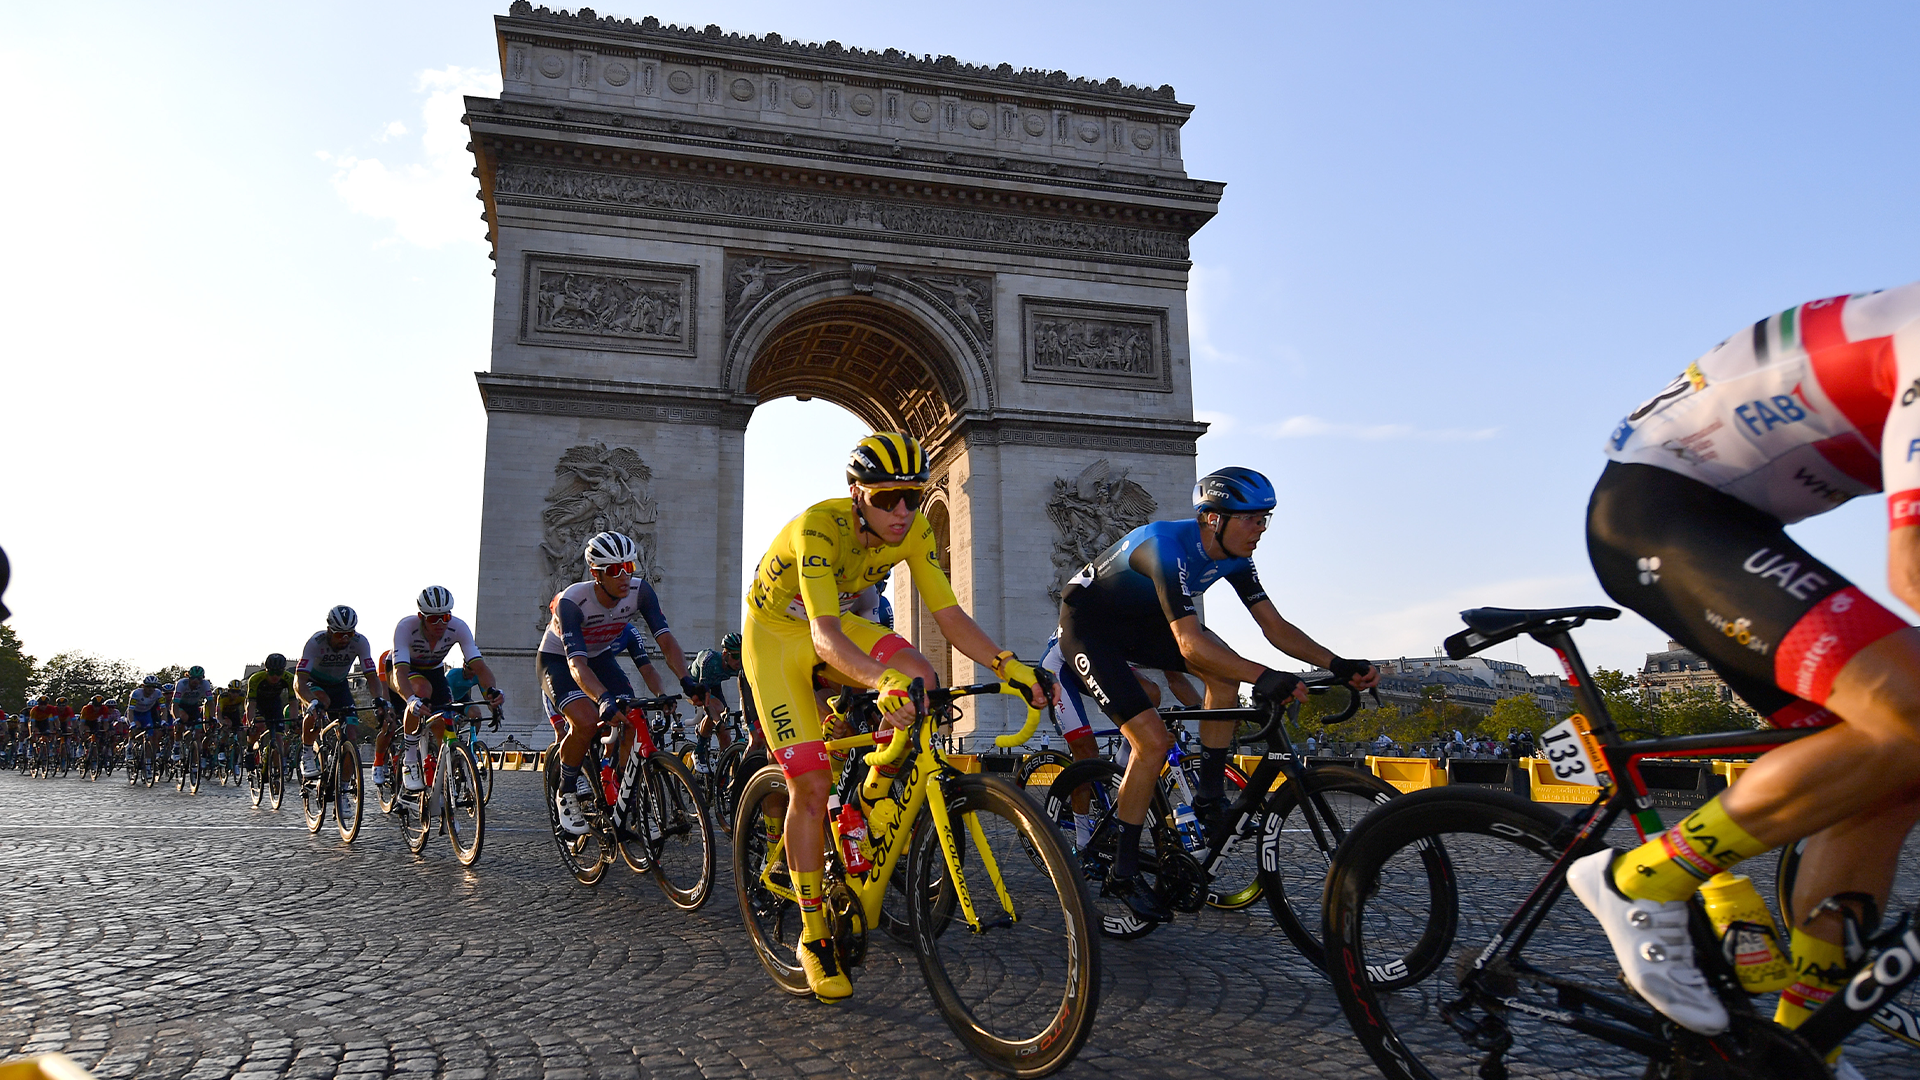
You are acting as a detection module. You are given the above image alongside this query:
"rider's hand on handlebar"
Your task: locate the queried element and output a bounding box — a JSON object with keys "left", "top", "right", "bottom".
{"left": 1252, "top": 668, "right": 1306, "bottom": 705}
{"left": 989, "top": 651, "right": 1048, "bottom": 710}
{"left": 1328, "top": 656, "right": 1380, "bottom": 690}
{"left": 679, "top": 675, "right": 707, "bottom": 706}
{"left": 597, "top": 696, "right": 629, "bottom": 726}
{"left": 875, "top": 668, "right": 917, "bottom": 730}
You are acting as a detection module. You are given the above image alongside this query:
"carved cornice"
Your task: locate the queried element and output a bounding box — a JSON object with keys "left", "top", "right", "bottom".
{"left": 956, "top": 411, "right": 1208, "bottom": 456}
{"left": 503, "top": 3, "right": 1183, "bottom": 106}
{"left": 476, "top": 372, "right": 755, "bottom": 429}
{"left": 492, "top": 163, "right": 1190, "bottom": 267}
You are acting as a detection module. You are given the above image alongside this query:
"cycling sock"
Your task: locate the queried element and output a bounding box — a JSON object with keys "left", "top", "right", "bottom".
{"left": 796, "top": 869, "right": 828, "bottom": 941}
{"left": 1197, "top": 746, "right": 1231, "bottom": 801}
{"left": 1613, "top": 796, "right": 1767, "bottom": 903}
{"left": 373, "top": 750, "right": 388, "bottom": 767}
{"left": 559, "top": 762, "right": 582, "bottom": 794}
{"left": 1773, "top": 929, "right": 1846, "bottom": 1034}
{"left": 1074, "top": 813, "right": 1095, "bottom": 849}
{"left": 1114, "top": 820, "right": 1145, "bottom": 879}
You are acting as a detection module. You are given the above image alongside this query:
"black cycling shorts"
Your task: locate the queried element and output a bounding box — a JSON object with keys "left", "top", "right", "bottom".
{"left": 307, "top": 678, "right": 361, "bottom": 722}
{"left": 1053, "top": 602, "right": 1188, "bottom": 725}
{"left": 399, "top": 665, "right": 453, "bottom": 708}
{"left": 1587, "top": 461, "right": 1908, "bottom": 725}
{"left": 538, "top": 651, "right": 634, "bottom": 715}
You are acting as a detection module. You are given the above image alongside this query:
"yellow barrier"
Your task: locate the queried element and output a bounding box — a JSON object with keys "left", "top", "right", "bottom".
{"left": 0, "top": 1053, "right": 93, "bottom": 1080}
{"left": 1714, "top": 760, "right": 1752, "bottom": 786}
{"left": 1523, "top": 757, "right": 1603, "bottom": 804}
{"left": 943, "top": 754, "right": 984, "bottom": 774}
{"left": 1367, "top": 756, "right": 1447, "bottom": 793}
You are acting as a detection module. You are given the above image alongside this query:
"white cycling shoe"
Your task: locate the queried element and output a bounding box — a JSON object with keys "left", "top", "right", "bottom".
{"left": 401, "top": 760, "right": 424, "bottom": 793}
{"left": 1567, "top": 848, "right": 1728, "bottom": 1035}
{"left": 555, "top": 791, "right": 589, "bottom": 836}
{"left": 299, "top": 750, "right": 321, "bottom": 780}
{"left": 371, "top": 765, "right": 390, "bottom": 788}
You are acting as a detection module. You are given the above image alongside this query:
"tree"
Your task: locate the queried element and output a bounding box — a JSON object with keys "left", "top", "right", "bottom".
{"left": 32, "top": 651, "right": 143, "bottom": 705}
{"left": 1589, "top": 667, "right": 1647, "bottom": 733}
{"left": 1645, "top": 685, "right": 1761, "bottom": 737}
{"left": 0, "top": 625, "right": 35, "bottom": 713}
{"left": 1488, "top": 694, "right": 1549, "bottom": 740}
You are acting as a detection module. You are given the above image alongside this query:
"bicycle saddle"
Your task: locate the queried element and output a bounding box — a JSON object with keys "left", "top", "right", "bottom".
{"left": 1445, "top": 606, "right": 1620, "bottom": 658}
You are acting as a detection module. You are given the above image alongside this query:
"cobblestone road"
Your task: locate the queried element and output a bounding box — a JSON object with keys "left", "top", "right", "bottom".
{"left": 1, "top": 767, "right": 1912, "bottom": 1079}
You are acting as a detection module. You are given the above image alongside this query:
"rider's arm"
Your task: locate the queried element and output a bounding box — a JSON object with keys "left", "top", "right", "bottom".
{"left": 652, "top": 629, "right": 692, "bottom": 682}
{"left": 1882, "top": 322, "right": 1920, "bottom": 613}
{"left": 1891, "top": 528, "right": 1920, "bottom": 613}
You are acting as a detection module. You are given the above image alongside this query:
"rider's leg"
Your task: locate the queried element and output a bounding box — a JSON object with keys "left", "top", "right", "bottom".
{"left": 1194, "top": 672, "right": 1241, "bottom": 803}
{"left": 1113, "top": 707, "right": 1171, "bottom": 878}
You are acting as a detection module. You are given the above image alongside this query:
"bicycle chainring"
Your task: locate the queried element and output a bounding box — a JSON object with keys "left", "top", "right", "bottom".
{"left": 1657, "top": 1014, "right": 1831, "bottom": 1080}
{"left": 1162, "top": 849, "right": 1210, "bottom": 914}
{"left": 826, "top": 882, "right": 868, "bottom": 968}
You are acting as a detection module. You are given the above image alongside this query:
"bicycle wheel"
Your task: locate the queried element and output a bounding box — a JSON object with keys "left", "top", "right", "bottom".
{"left": 908, "top": 774, "right": 1099, "bottom": 1078}
{"left": 732, "top": 764, "right": 809, "bottom": 996}
{"left": 1198, "top": 762, "right": 1262, "bottom": 910}
{"left": 187, "top": 742, "right": 203, "bottom": 794}
{"left": 471, "top": 739, "right": 494, "bottom": 805}
{"left": 1043, "top": 758, "right": 1167, "bottom": 940}
{"left": 1325, "top": 786, "right": 1785, "bottom": 1080}
{"left": 444, "top": 747, "right": 485, "bottom": 866}
{"left": 1258, "top": 765, "right": 1407, "bottom": 970}
{"left": 302, "top": 762, "right": 327, "bottom": 834}
{"left": 250, "top": 744, "right": 269, "bottom": 807}
{"left": 640, "top": 754, "right": 713, "bottom": 910}
{"left": 335, "top": 740, "right": 363, "bottom": 843}
{"left": 709, "top": 740, "right": 747, "bottom": 838}
{"left": 267, "top": 745, "right": 285, "bottom": 810}
{"left": 1014, "top": 749, "right": 1075, "bottom": 803}
{"left": 545, "top": 750, "right": 608, "bottom": 885}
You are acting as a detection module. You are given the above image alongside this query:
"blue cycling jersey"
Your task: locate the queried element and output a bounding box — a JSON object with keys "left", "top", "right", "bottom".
{"left": 1061, "top": 518, "right": 1268, "bottom": 622}
{"left": 611, "top": 623, "right": 654, "bottom": 666}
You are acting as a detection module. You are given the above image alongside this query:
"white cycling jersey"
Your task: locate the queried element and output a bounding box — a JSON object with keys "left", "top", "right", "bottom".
{"left": 1605, "top": 282, "right": 1920, "bottom": 525}
{"left": 392, "top": 614, "right": 482, "bottom": 670}
{"left": 297, "top": 629, "right": 376, "bottom": 683}
{"left": 538, "top": 576, "right": 671, "bottom": 660}
{"left": 128, "top": 688, "right": 163, "bottom": 714}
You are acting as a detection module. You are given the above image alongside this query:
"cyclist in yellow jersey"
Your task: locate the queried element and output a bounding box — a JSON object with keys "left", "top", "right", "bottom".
{"left": 742, "top": 432, "right": 1048, "bottom": 1003}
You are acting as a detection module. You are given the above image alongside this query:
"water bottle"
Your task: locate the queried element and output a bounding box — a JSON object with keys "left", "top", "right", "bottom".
{"left": 598, "top": 754, "right": 615, "bottom": 801}
{"left": 1699, "top": 871, "right": 1793, "bottom": 993}
{"left": 1172, "top": 800, "right": 1203, "bottom": 853}
{"left": 838, "top": 801, "right": 873, "bottom": 875}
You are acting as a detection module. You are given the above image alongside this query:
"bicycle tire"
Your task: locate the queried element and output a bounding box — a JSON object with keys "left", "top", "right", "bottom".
{"left": 1014, "top": 749, "right": 1075, "bottom": 802}
{"left": 1199, "top": 762, "right": 1261, "bottom": 910}
{"left": 545, "top": 750, "right": 608, "bottom": 885}
{"left": 1258, "top": 765, "right": 1408, "bottom": 970}
{"left": 188, "top": 741, "right": 203, "bottom": 794}
{"left": 1326, "top": 785, "right": 1700, "bottom": 1080}
{"left": 1043, "top": 758, "right": 1166, "bottom": 940}
{"left": 636, "top": 754, "right": 714, "bottom": 909}
{"left": 336, "top": 740, "right": 363, "bottom": 844}
{"left": 732, "top": 764, "right": 810, "bottom": 996}
{"left": 471, "top": 739, "right": 493, "bottom": 805}
{"left": 709, "top": 740, "right": 748, "bottom": 839}
{"left": 908, "top": 773, "right": 1100, "bottom": 1078}
{"left": 267, "top": 745, "right": 285, "bottom": 810}
{"left": 250, "top": 745, "right": 269, "bottom": 808}
{"left": 444, "top": 746, "right": 485, "bottom": 866}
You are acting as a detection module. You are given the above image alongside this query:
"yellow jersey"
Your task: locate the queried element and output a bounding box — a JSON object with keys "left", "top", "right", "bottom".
{"left": 746, "top": 498, "right": 958, "bottom": 625}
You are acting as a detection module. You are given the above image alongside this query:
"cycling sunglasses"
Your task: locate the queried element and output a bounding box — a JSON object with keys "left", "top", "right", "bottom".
{"left": 421, "top": 612, "right": 453, "bottom": 623}
{"left": 864, "top": 487, "right": 924, "bottom": 513}
{"left": 593, "top": 560, "right": 637, "bottom": 577}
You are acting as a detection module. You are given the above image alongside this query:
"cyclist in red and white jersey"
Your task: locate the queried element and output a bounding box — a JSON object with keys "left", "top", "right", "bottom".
{"left": 1575, "top": 283, "right": 1920, "bottom": 1071}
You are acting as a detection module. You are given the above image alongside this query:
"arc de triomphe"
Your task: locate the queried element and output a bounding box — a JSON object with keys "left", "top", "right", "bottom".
{"left": 465, "top": 3, "right": 1222, "bottom": 737}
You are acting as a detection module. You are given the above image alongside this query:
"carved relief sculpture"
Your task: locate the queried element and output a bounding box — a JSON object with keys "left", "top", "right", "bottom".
{"left": 1046, "top": 459, "right": 1157, "bottom": 601}
{"left": 537, "top": 443, "right": 662, "bottom": 628}
{"left": 1021, "top": 298, "right": 1171, "bottom": 391}
{"left": 911, "top": 273, "right": 994, "bottom": 343}
{"left": 520, "top": 254, "right": 695, "bottom": 355}
{"left": 724, "top": 255, "right": 811, "bottom": 334}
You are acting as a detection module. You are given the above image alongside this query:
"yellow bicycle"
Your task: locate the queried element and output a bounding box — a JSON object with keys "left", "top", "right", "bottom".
{"left": 732, "top": 679, "right": 1099, "bottom": 1078}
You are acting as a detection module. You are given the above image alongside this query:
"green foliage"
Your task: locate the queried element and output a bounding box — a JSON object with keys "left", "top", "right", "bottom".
{"left": 1590, "top": 666, "right": 1760, "bottom": 739}
{"left": 1488, "top": 694, "right": 1550, "bottom": 739}
{"left": 31, "top": 651, "right": 143, "bottom": 705}
{"left": 150, "top": 664, "right": 192, "bottom": 687}
{"left": 0, "top": 625, "right": 35, "bottom": 714}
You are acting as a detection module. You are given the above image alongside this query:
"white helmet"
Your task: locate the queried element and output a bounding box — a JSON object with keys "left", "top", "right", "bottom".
{"left": 584, "top": 531, "right": 639, "bottom": 569}
{"left": 417, "top": 586, "right": 454, "bottom": 615}
{"left": 326, "top": 604, "right": 358, "bottom": 632}
{"left": 143, "top": 676, "right": 159, "bottom": 688}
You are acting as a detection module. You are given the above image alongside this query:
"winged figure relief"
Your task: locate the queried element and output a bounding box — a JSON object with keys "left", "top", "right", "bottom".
{"left": 1046, "top": 459, "right": 1158, "bottom": 601}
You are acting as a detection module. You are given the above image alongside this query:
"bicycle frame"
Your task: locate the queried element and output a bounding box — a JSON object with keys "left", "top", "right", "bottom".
{"left": 753, "top": 682, "right": 1046, "bottom": 936}
{"left": 1445, "top": 611, "right": 1913, "bottom": 1060}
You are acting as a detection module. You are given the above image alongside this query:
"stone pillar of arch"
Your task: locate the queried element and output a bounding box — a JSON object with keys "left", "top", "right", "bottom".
{"left": 465, "top": 5, "right": 1220, "bottom": 740}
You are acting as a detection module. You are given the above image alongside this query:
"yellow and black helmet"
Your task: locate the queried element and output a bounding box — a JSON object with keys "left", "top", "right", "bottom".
{"left": 846, "top": 432, "right": 929, "bottom": 487}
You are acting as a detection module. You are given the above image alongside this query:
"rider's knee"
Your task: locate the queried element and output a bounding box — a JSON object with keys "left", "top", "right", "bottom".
{"left": 1129, "top": 714, "right": 1173, "bottom": 758}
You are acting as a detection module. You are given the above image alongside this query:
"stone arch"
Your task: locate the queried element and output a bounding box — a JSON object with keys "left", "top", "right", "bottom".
{"left": 723, "top": 272, "right": 995, "bottom": 454}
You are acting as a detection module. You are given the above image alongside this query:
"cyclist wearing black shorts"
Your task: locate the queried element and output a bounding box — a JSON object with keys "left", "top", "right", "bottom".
{"left": 1051, "top": 466, "right": 1379, "bottom": 923}
{"left": 1570, "top": 283, "right": 1920, "bottom": 1069}
{"left": 294, "top": 605, "right": 389, "bottom": 779}
{"left": 246, "top": 653, "right": 295, "bottom": 753}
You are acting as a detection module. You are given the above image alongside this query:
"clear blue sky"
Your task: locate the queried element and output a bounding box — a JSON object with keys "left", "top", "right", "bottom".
{"left": 4, "top": 2, "right": 1917, "bottom": 687}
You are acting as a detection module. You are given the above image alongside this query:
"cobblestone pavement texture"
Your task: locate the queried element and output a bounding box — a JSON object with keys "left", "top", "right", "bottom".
{"left": 1, "top": 766, "right": 1914, "bottom": 1079}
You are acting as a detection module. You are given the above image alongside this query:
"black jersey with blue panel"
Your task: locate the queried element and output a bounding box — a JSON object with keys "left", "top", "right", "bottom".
{"left": 1061, "top": 518, "right": 1268, "bottom": 623}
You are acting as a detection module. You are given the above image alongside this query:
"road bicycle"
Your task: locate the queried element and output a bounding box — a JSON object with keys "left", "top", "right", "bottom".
{"left": 249, "top": 725, "right": 287, "bottom": 810}
{"left": 1324, "top": 604, "right": 1920, "bottom": 1080}
{"left": 699, "top": 707, "right": 756, "bottom": 838}
{"left": 543, "top": 694, "right": 714, "bottom": 908}
{"left": 1044, "top": 679, "right": 1403, "bottom": 958}
{"left": 383, "top": 704, "right": 486, "bottom": 866}
{"left": 732, "top": 678, "right": 1098, "bottom": 1078}
{"left": 299, "top": 707, "right": 370, "bottom": 843}
{"left": 450, "top": 704, "right": 499, "bottom": 805}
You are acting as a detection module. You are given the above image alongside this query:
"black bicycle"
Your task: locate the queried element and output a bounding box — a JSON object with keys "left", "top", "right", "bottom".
{"left": 300, "top": 708, "right": 370, "bottom": 843}
{"left": 1325, "top": 604, "right": 1920, "bottom": 1080}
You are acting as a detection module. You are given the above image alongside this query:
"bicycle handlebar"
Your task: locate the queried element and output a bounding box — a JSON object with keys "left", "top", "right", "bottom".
{"left": 993, "top": 667, "right": 1056, "bottom": 749}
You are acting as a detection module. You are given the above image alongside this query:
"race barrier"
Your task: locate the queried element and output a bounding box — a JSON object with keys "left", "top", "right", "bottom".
{"left": 1366, "top": 756, "right": 1448, "bottom": 794}
{"left": 1522, "top": 757, "right": 1737, "bottom": 807}
{"left": 942, "top": 754, "right": 985, "bottom": 774}
{"left": 487, "top": 750, "right": 547, "bottom": 771}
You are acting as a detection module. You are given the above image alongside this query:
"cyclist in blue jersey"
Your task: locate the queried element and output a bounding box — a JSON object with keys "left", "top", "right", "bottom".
{"left": 1049, "top": 466, "right": 1379, "bottom": 923}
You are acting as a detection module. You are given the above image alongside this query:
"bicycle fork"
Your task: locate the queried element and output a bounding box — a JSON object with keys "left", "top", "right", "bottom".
{"left": 924, "top": 773, "right": 1016, "bottom": 934}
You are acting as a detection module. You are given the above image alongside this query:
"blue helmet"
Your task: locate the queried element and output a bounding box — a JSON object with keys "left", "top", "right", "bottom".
{"left": 1193, "top": 467, "right": 1276, "bottom": 515}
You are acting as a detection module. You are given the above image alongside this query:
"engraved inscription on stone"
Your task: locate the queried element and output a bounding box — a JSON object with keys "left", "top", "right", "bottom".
{"left": 724, "top": 255, "right": 811, "bottom": 334}
{"left": 1046, "top": 459, "right": 1157, "bottom": 602}
{"left": 494, "top": 165, "right": 1190, "bottom": 263}
{"left": 521, "top": 254, "right": 696, "bottom": 356}
{"left": 911, "top": 273, "right": 994, "bottom": 343}
{"left": 537, "top": 442, "right": 663, "bottom": 629}
{"left": 1021, "top": 298, "right": 1170, "bottom": 390}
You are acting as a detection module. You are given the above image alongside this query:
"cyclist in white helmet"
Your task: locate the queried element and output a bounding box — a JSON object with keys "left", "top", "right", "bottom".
{"left": 294, "top": 604, "right": 390, "bottom": 780}
{"left": 381, "top": 586, "right": 503, "bottom": 792}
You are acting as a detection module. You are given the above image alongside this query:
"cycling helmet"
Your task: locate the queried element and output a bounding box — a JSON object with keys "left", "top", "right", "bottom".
{"left": 90, "top": 695, "right": 103, "bottom": 704}
{"left": 326, "top": 604, "right": 358, "bottom": 632}
{"left": 228, "top": 679, "right": 242, "bottom": 691}
{"left": 721, "top": 632, "right": 742, "bottom": 653}
{"left": 161, "top": 684, "right": 174, "bottom": 693}
{"left": 55, "top": 697, "right": 66, "bottom": 705}
{"left": 1193, "top": 467, "right": 1277, "bottom": 515}
{"left": 189, "top": 665, "right": 204, "bottom": 679}
{"left": 584, "top": 531, "right": 639, "bottom": 569}
{"left": 417, "top": 585, "right": 454, "bottom": 614}
{"left": 142, "top": 675, "right": 159, "bottom": 688}
{"left": 846, "top": 432, "right": 929, "bottom": 486}
{"left": 264, "top": 653, "right": 287, "bottom": 674}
